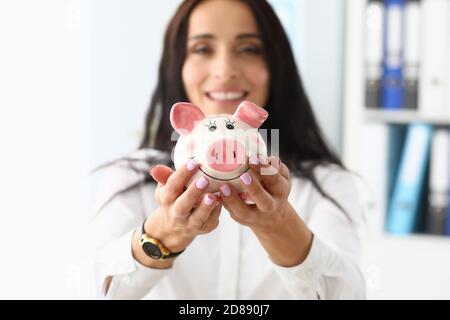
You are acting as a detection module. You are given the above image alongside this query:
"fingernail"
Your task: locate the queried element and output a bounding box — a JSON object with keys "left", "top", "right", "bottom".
{"left": 203, "top": 194, "right": 215, "bottom": 206}
{"left": 149, "top": 166, "right": 155, "bottom": 176}
{"left": 249, "top": 153, "right": 259, "bottom": 165}
{"left": 240, "top": 172, "right": 252, "bottom": 185}
{"left": 220, "top": 184, "right": 231, "bottom": 197}
{"left": 187, "top": 159, "right": 198, "bottom": 171}
{"left": 196, "top": 176, "right": 209, "bottom": 189}
{"left": 260, "top": 155, "right": 269, "bottom": 165}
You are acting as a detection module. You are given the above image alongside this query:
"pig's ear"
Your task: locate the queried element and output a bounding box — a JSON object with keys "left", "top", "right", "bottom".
{"left": 233, "top": 101, "right": 268, "bottom": 128}
{"left": 170, "top": 102, "right": 205, "bottom": 136}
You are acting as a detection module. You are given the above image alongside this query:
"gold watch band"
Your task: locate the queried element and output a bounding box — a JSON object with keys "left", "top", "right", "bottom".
{"left": 140, "top": 219, "right": 185, "bottom": 260}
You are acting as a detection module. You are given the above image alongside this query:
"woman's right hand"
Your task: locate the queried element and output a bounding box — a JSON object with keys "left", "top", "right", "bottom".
{"left": 144, "top": 159, "right": 222, "bottom": 254}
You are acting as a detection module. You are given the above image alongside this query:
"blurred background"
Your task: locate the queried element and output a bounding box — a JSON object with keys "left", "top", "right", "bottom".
{"left": 0, "top": 0, "right": 449, "bottom": 299}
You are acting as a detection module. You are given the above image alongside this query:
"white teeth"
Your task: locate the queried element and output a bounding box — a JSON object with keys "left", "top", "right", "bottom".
{"left": 208, "top": 91, "right": 246, "bottom": 101}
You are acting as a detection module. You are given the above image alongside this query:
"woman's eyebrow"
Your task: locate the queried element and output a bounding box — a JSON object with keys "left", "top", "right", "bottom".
{"left": 236, "top": 33, "right": 261, "bottom": 40}
{"left": 188, "top": 33, "right": 261, "bottom": 41}
{"left": 188, "top": 34, "right": 215, "bottom": 41}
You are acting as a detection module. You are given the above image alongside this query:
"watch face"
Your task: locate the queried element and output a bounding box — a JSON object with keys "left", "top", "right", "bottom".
{"left": 143, "top": 242, "right": 162, "bottom": 259}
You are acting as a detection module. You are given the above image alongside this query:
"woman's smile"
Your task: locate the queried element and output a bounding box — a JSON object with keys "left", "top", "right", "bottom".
{"left": 205, "top": 88, "right": 250, "bottom": 106}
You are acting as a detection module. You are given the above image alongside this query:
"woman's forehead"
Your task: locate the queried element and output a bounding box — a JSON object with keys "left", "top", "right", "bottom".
{"left": 187, "top": 0, "right": 259, "bottom": 37}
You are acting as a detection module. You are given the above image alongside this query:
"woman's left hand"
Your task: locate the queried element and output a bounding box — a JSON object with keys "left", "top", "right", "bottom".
{"left": 219, "top": 154, "right": 292, "bottom": 232}
{"left": 220, "top": 154, "right": 313, "bottom": 267}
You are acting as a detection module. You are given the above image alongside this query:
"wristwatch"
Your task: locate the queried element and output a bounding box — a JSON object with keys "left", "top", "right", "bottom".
{"left": 139, "top": 220, "right": 185, "bottom": 260}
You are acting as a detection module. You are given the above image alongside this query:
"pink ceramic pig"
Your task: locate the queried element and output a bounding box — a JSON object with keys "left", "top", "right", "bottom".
{"left": 170, "top": 101, "right": 269, "bottom": 204}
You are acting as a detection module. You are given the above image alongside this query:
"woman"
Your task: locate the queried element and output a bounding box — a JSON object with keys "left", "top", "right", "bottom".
{"left": 91, "top": 0, "right": 366, "bottom": 299}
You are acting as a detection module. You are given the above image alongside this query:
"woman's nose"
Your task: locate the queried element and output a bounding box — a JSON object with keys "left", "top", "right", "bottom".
{"left": 212, "top": 52, "right": 240, "bottom": 80}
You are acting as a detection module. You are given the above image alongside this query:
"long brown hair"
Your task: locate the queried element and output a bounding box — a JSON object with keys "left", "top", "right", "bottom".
{"left": 96, "top": 0, "right": 350, "bottom": 220}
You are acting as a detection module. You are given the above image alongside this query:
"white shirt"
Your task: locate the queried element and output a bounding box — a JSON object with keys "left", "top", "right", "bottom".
{"left": 89, "top": 149, "right": 367, "bottom": 300}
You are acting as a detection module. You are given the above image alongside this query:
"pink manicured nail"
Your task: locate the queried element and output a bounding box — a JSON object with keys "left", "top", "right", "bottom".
{"left": 260, "top": 155, "right": 270, "bottom": 165}
{"left": 196, "top": 176, "right": 209, "bottom": 189}
{"left": 204, "top": 194, "right": 215, "bottom": 206}
{"left": 187, "top": 159, "right": 198, "bottom": 171}
{"left": 249, "top": 153, "right": 260, "bottom": 165}
{"left": 220, "top": 184, "right": 231, "bottom": 197}
{"left": 240, "top": 172, "right": 252, "bottom": 185}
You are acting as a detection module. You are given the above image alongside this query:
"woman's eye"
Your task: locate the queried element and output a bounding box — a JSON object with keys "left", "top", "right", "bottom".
{"left": 192, "top": 46, "right": 211, "bottom": 55}
{"left": 208, "top": 125, "right": 217, "bottom": 131}
{"left": 239, "top": 46, "right": 262, "bottom": 55}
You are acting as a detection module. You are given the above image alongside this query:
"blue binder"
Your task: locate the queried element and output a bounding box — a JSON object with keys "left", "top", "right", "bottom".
{"left": 387, "top": 123, "right": 432, "bottom": 234}
{"left": 381, "top": 0, "right": 405, "bottom": 109}
{"left": 386, "top": 124, "right": 407, "bottom": 230}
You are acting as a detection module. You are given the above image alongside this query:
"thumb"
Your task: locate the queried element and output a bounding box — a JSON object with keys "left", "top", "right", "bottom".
{"left": 149, "top": 165, "right": 174, "bottom": 186}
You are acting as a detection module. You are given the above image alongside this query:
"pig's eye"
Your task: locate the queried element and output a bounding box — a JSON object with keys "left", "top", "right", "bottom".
{"left": 225, "top": 120, "right": 235, "bottom": 130}
{"left": 205, "top": 120, "right": 217, "bottom": 132}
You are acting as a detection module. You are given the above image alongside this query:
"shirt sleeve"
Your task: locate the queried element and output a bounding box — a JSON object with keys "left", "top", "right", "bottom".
{"left": 88, "top": 165, "right": 170, "bottom": 300}
{"left": 271, "top": 168, "right": 367, "bottom": 299}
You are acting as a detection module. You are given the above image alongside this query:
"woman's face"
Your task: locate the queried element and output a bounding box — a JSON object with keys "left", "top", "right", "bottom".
{"left": 182, "top": 0, "right": 270, "bottom": 116}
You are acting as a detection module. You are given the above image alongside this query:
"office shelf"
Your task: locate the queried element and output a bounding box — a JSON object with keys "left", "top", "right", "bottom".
{"left": 364, "top": 109, "right": 450, "bottom": 125}
{"left": 342, "top": 0, "right": 450, "bottom": 299}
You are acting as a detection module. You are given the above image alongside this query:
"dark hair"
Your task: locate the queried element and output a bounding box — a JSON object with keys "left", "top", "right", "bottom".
{"left": 95, "top": 0, "right": 350, "bottom": 220}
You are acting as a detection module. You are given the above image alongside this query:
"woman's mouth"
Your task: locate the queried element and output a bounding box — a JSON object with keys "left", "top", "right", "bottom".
{"left": 206, "top": 91, "right": 249, "bottom": 102}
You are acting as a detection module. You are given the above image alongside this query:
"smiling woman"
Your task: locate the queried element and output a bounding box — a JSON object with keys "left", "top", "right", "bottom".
{"left": 182, "top": 0, "right": 269, "bottom": 115}
{"left": 90, "top": 0, "right": 367, "bottom": 300}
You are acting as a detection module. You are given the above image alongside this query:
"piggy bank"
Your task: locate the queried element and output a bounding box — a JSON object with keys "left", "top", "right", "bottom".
{"left": 170, "top": 101, "right": 269, "bottom": 204}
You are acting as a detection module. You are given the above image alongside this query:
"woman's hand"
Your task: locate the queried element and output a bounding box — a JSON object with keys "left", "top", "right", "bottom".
{"left": 219, "top": 155, "right": 291, "bottom": 232}
{"left": 219, "top": 155, "right": 313, "bottom": 267}
{"left": 138, "top": 159, "right": 222, "bottom": 258}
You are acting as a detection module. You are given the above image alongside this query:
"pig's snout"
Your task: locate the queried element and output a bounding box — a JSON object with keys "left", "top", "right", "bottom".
{"left": 206, "top": 139, "right": 246, "bottom": 172}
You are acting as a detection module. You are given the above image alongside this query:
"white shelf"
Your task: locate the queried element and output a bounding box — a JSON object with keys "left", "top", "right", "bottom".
{"left": 364, "top": 109, "right": 450, "bottom": 125}
{"left": 342, "top": 0, "right": 450, "bottom": 299}
{"left": 374, "top": 232, "right": 450, "bottom": 242}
